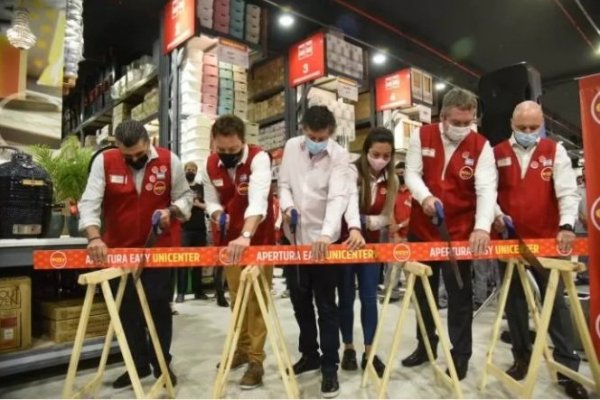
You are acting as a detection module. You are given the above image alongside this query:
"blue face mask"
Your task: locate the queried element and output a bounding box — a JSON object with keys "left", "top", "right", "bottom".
{"left": 305, "top": 137, "right": 328, "bottom": 155}
{"left": 514, "top": 130, "right": 540, "bottom": 148}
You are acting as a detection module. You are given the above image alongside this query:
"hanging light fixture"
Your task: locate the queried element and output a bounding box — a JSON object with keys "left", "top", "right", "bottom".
{"left": 6, "top": 7, "right": 37, "bottom": 50}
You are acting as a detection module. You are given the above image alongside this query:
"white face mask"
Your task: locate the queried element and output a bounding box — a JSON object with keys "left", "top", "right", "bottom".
{"left": 444, "top": 124, "right": 471, "bottom": 142}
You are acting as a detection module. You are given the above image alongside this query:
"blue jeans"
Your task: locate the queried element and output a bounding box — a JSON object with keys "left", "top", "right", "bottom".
{"left": 338, "top": 263, "right": 380, "bottom": 345}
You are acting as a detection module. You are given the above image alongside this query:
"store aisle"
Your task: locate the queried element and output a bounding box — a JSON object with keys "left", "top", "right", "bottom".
{"left": 0, "top": 276, "right": 588, "bottom": 399}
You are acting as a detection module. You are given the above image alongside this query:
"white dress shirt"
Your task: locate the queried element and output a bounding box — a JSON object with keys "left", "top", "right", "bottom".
{"left": 79, "top": 145, "right": 193, "bottom": 231}
{"left": 201, "top": 144, "right": 272, "bottom": 221}
{"left": 495, "top": 134, "right": 579, "bottom": 227}
{"left": 278, "top": 136, "right": 350, "bottom": 244}
{"left": 405, "top": 123, "right": 497, "bottom": 233}
{"left": 344, "top": 164, "right": 391, "bottom": 231}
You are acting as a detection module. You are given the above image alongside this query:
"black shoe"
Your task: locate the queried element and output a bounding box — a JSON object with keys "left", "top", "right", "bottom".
{"left": 321, "top": 372, "right": 340, "bottom": 398}
{"left": 361, "top": 353, "right": 385, "bottom": 378}
{"left": 112, "top": 368, "right": 151, "bottom": 389}
{"left": 292, "top": 355, "right": 320, "bottom": 376}
{"left": 341, "top": 349, "right": 358, "bottom": 371}
{"left": 401, "top": 345, "right": 436, "bottom": 367}
{"left": 506, "top": 358, "right": 529, "bottom": 381}
{"left": 175, "top": 294, "right": 185, "bottom": 303}
{"left": 217, "top": 293, "right": 229, "bottom": 307}
{"left": 445, "top": 357, "right": 468, "bottom": 381}
{"left": 195, "top": 292, "right": 209, "bottom": 300}
{"left": 560, "top": 378, "right": 589, "bottom": 399}
{"left": 154, "top": 367, "right": 177, "bottom": 387}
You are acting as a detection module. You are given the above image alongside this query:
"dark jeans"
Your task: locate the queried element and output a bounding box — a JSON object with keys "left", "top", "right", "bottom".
{"left": 338, "top": 263, "right": 380, "bottom": 345}
{"left": 177, "top": 230, "right": 207, "bottom": 297}
{"left": 500, "top": 261, "right": 580, "bottom": 370}
{"left": 112, "top": 269, "right": 172, "bottom": 373}
{"left": 286, "top": 265, "right": 340, "bottom": 372}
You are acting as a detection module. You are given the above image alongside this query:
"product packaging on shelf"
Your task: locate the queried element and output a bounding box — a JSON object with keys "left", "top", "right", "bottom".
{"left": 0, "top": 277, "right": 31, "bottom": 353}
{"left": 40, "top": 298, "right": 108, "bottom": 343}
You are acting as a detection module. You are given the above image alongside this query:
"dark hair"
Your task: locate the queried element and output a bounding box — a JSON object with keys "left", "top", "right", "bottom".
{"left": 302, "top": 105, "right": 336, "bottom": 134}
{"left": 114, "top": 120, "right": 149, "bottom": 147}
{"left": 211, "top": 114, "right": 245, "bottom": 141}
{"left": 355, "top": 127, "right": 397, "bottom": 214}
{"left": 395, "top": 161, "right": 405, "bottom": 169}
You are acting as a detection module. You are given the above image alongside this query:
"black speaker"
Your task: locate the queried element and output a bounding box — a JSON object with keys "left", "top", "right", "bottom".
{"left": 479, "top": 63, "right": 543, "bottom": 146}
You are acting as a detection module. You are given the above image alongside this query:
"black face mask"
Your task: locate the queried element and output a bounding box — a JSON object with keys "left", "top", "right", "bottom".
{"left": 219, "top": 152, "right": 243, "bottom": 169}
{"left": 185, "top": 172, "right": 196, "bottom": 182}
{"left": 126, "top": 154, "right": 148, "bottom": 170}
{"left": 397, "top": 174, "right": 405, "bottom": 186}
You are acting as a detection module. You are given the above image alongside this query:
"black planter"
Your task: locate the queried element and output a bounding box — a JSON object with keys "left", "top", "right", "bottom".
{"left": 45, "top": 211, "right": 65, "bottom": 238}
{"left": 67, "top": 215, "right": 81, "bottom": 237}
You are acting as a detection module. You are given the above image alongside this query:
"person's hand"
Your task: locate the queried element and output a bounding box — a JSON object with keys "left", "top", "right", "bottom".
{"left": 493, "top": 215, "right": 509, "bottom": 234}
{"left": 469, "top": 229, "right": 490, "bottom": 255}
{"left": 422, "top": 196, "right": 442, "bottom": 218}
{"left": 193, "top": 198, "right": 205, "bottom": 209}
{"left": 87, "top": 238, "right": 108, "bottom": 266}
{"left": 311, "top": 235, "right": 332, "bottom": 261}
{"left": 157, "top": 209, "right": 171, "bottom": 230}
{"left": 283, "top": 207, "right": 299, "bottom": 226}
{"left": 343, "top": 229, "right": 365, "bottom": 251}
{"left": 557, "top": 229, "right": 576, "bottom": 254}
{"left": 227, "top": 236, "right": 250, "bottom": 265}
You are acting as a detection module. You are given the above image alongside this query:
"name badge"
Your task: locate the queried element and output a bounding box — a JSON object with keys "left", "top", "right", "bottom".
{"left": 497, "top": 157, "right": 512, "bottom": 168}
{"left": 156, "top": 172, "right": 166, "bottom": 180}
{"left": 110, "top": 175, "right": 125, "bottom": 184}
{"left": 542, "top": 159, "right": 553, "bottom": 167}
{"left": 422, "top": 148, "right": 436, "bottom": 158}
{"left": 212, "top": 179, "right": 224, "bottom": 187}
{"left": 465, "top": 158, "right": 475, "bottom": 166}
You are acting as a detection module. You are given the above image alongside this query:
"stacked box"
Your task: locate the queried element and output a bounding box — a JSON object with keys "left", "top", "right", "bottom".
{"left": 201, "top": 53, "right": 219, "bottom": 116}
{"left": 245, "top": 121, "right": 259, "bottom": 145}
{"left": 355, "top": 92, "right": 371, "bottom": 121}
{"left": 258, "top": 120, "right": 286, "bottom": 151}
{"left": 214, "top": 0, "right": 230, "bottom": 33}
{"left": 232, "top": 65, "right": 248, "bottom": 119}
{"left": 245, "top": 4, "right": 261, "bottom": 44}
{"left": 180, "top": 115, "right": 214, "bottom": 167}
{"left": 197, "top": 0, "right": 214, "bottom": 28}
{"left": 229, "top": 0, "right": 245, "bottom": 39}
{"left": 248, "top": 57, "right": 284, "bottom": 98}
{"left": 112, "top": 102, "right": 132, "bottom": 126}
{"left": 40, "top": 298, "right": 108, "bottom": 343}
{"left": 326, "top": 33, "right": 364, "bottom": 81}
{"left": 180, "top": 45, "right": 204, "bottom": 117}
{"left": 248, "top": 92, "right": 285, "bottom": 122}
{"left": 218, "top": 62, "right": 234, "bottom": 115}
{"left": 0, "top": 277, "right": 31, "bottom": 353}
{"left": 308, "top": 89, "right": 356, "bottom": 142}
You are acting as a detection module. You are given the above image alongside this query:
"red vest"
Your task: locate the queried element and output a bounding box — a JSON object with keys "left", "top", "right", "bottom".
{"left": 409, "top": 124, "right": 487, "bottom": 241}
{"left": 102, "top": 147, "right": 180, "bottom": 248}
{"left": 341, "top": 177, "right": 388, "bottom": 243}
{"left": 494, "top": 138, "right": 559, "bottom": 239}
{"left": 394, "top": 187, "right": 412, "bottom": 239}
{"left": 206, "top": 145, "right": 275, "bottom": 245}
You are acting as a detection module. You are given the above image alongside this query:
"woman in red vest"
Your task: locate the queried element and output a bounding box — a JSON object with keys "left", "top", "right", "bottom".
{"left": 339, "top": 127, "right": 398, "bottom": 377}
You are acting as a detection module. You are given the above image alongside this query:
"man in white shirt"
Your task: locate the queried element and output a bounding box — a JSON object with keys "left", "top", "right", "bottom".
{"left": 402, "top": 88, "right": 497, "bottom": 380}
{"left": 279, "top": 105, "right": 350, "bottom": 398}
{"left": 79, "top": 120, "right": 193, "bottom": 389}
{"left": 492, "top": 101, "right": 586, "bottom": 399}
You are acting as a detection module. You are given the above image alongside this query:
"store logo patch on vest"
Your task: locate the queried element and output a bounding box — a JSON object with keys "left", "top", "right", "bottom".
{"left": 237, "top": 182, "right": 249, "bottom": 195}
{"left": 591, "top": 196, "right": 600, "bottom": 232}
{"left": 422, "top": 148, "right": 436, "bottom": 158}
{"left": 153, "top": 181, "right": 167, "bottom": 196}
{"left": 540, "top": 167, "right": 553, "bottom": 182}
{"left": 542, "top": 159, "right": 553, "bottom": 167}
{"left": 380, "top": 187, "right": 387, "bottom": 195}
{"left": 530, "top": 161, "right": 539, "bottom": 169}
{"left": 239, "top": 174, "right": 249, "bottom": 183}
{"left": 156, "top": 171, "right": 166, "bottom": 180}
{"left": 497, "top": 157, "right": 512, "bottom": 168}
{"left": 459, "top": 166, "right": 474, "bottom": 180}
{"left": 464, "top": 158, "right": 475, "bottom": 167}
{"left": 591, "top": 90, "right": 600, "bottom": 125}
{"left": 393, "top": 243, "right": 411, "bottom": 262}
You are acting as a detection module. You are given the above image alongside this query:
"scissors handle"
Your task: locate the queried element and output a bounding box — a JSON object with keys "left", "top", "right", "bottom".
{"left": 290, "top": 209, "right": 299, "bottom": 234}
{"left": 434, "top": 201, "right": 445, "bottom": 221}
{"left": 503, "top": 216, "right": 516, "bottom": 238}
{"left": 151, "top": 211, "right": 162, "bottom": 235}
{"left": 219, "top": 213, "right": 228, "bottom": 235}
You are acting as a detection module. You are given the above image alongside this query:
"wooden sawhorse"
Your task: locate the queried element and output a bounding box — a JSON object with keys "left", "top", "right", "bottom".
{"left": 480, "top": 257, "right": 600, "bottom": 398}
{"left": 362, "top": 261, "right": 464, "bottom": 399}
{"left": 213, "top": 265, "right": 299, "bottom": 398}
{"left": 62, "top": 268, "right": 174, "bottom": 399}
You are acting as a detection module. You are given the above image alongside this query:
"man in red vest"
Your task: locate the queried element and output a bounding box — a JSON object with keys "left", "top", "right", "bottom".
{"left": 493, "top": 101, "right": 586, "bottom": 399}
{"left": 200, "top": 114, "right": 275, "bottom": 390}
{"left": 402, "top": 88, "right": 497, "bottom": 380}
{"left": 79, "top": 120, "right": 193, "bottom": 389}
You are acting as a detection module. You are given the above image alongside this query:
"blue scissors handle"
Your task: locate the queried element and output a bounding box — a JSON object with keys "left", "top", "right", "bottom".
{"left": 290, "top": 209, "right": 299, "bottom": 226}
{"left": 219, "top": 213, "right": 228, "bottom": 232}
{"left": 151, "top": 211, "right": 162, "bottom": 234}
{"left": 503, "top": 216, "right": 516, "bottom": 238}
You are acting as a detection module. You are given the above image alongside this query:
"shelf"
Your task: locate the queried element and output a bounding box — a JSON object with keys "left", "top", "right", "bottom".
{"left": 355, "top": 118, "right": 371, "bottom": 128}
{"left": 0, "top": 336, "right": 118, "bottom": 377}
{"left": 249, "top": 85, "right": 284, "bottom": 103}
{"left": 0, "top": 237, "right": 86, "bottom": 268}
{"left": 70, "top": 72, "right": 158, "bottom": 135}
{"left": 197, "top": 25, "right": 262, "bottom": 53}
{"left": 138, "top": 111, "right": 159, "bottom": 126}
{"left": 257, "top": 113, "right": 285, "bottom": 127}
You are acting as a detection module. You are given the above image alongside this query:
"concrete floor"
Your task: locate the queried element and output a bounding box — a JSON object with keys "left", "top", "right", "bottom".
{"left": 0, "top": 275, "right": 595, "bottom": 399}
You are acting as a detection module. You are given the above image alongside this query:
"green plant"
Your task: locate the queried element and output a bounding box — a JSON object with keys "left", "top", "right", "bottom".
{"left": 30, "top": 135, "right": 93, "bottom": 205}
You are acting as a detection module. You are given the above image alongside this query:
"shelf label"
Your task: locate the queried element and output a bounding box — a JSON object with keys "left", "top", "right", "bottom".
{"left": 375, "top": 69, "right": 412, "bottom": 112}
{"left": 163, "top": 0, "right": 195, "bottom": 54}
{"left": 289, "top": 32, "right": 326, "bottom": 87}
{"left": 217, "top": 38, "right": 249, "bottom": 69}
{"left": 337, "top": 77, "right": 358, "bottom": 102}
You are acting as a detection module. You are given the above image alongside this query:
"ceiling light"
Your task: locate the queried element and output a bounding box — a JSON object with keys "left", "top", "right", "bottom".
{"left": 6, "top": 7, "right": 37, "bottom": 50}
{"left": 435, "top": 82, "right": 447, "bottom": 91}
{"left": 372, "top": 52, "right": 387, "bottom": 65}
{"left": 278, "top": 14, "right": 295, "bottom": 28}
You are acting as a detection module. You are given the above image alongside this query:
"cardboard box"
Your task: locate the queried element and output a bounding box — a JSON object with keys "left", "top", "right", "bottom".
{"left": 219, "top": 69, "right": 233, "bottom": 80}
{"left": 355, "top": 92, "right": 371, "bottom": 121}
{"left": 0, "top": 277, "right": 31, "bottom": 353}
{"left": 202, "top": 103, "right": 218, "bottom": 115}
{"left": 422, "top": 72, "right": 433, "bottom": 105}
{"left": 42, "top": 311, "right": 109, "bottom": 343}
{"left": 203, "top": 53, "right": 219, "bottom": 66}
{"left": 203, "top": 64, "right": 218, "bottom": 77}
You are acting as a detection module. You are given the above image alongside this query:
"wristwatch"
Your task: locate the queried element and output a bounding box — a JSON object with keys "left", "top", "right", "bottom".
{"left": 559, "top": 224, "right": 574, "bottom": 232}
{"left": 242, "top": 231, "right": 252, "bottom": 239}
